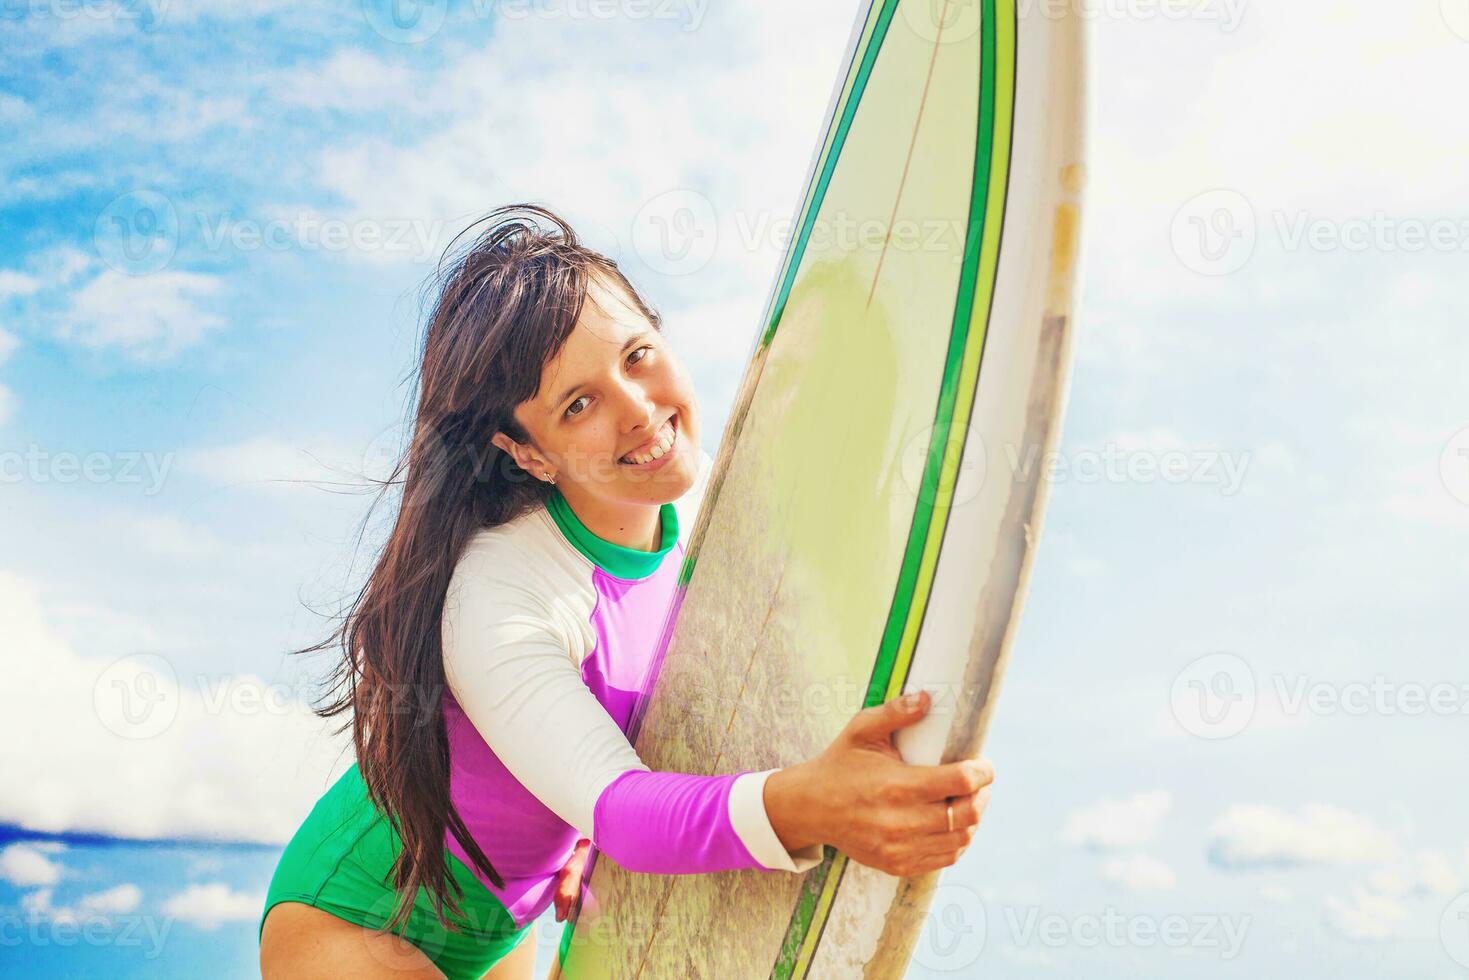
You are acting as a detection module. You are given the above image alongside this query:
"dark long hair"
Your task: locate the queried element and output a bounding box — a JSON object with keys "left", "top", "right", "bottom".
{"left": 296, "top": 203, "right": 664, "bottom": 933}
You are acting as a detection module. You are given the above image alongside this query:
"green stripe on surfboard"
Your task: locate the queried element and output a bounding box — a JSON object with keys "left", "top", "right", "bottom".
{"left": 770, "top": 2, "right": 1017, "bottom": 978}
{"left": 871, "top": 0, "right": 1017, "bottom": 710}
{"left": 759, "top": 0, "right": 898, "bottom": 353}
{"left": 556, "top": 4, "right": 902, "bottom": 963}
{"left": 674, "top": 0, "right": 894, "bottom": 595}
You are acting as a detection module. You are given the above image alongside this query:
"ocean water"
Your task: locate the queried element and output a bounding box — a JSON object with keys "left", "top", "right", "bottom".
{"left": 0, "top": 830, "right": 568, "bottom": 979}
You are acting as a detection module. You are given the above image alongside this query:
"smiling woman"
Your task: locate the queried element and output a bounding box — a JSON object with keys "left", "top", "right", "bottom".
{"left": 487, "top": 272, "right": 703, "bottom": 554}
{"left": 255, "top": 205, "right": 992, "bottom": 980}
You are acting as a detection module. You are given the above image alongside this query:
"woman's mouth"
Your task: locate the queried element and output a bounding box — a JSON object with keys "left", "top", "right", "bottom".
{"left": 618, "top": 415, "right": 678, "bottom": 467}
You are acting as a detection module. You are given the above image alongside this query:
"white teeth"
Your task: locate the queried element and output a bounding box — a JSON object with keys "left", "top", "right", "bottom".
{"left": 621, "top": 420, "right": 675, "bottom": 464}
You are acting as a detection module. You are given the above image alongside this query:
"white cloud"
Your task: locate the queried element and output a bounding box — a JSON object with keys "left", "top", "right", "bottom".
{"left": 0, "top": 270, "right": 41, "bottom": 300}
{"left": 1091, "top": 2, "right": 1469, "bottom": 237}
{"left": 1324, "top": 886, "right": 1409, "bottom": 942}
{"left": 21, "top": 888, "right": 56, "bottom": 918}
{"left": 79, "top": 882, "right": 143, "bottom": 915}
{"left": 1315, "top": 849, "right": 1464, "bottom": 944}
{"left": 1367, "top": 851, "right": 1461, "bottom": 899}
{"left": 60, "top": 269, "right": 226, "bottom": 360}
{"left": 179, "top": 435, "right": 366, "bottom": 494}
{"left": 273, "top": 49, "right": 422, "bottom": 111}
{"left": 1100, "top": 853, "right": 1177, "bottom": 891}
{"left": 1383, "top": 478, "right": 1469, "bottom": 530}
{"left": 128, "top": 515, "right": 226, "bottom": 561}
{"left": 0, "top": 843, "right": 64, "bottom": 887}
{"left": 300, "top": 3, "right": 853, "bottom": 281}
{"left": 1105, "top": 428, "right": 1194, "bottom": 454}
{"left": 0, "top": 92, "right": 31, "bottom": 127}
{"left": 0, "top": 569, "right": 349, "bottom": 844}
{"left": 1, "top": 326, "right": 21, "bottom": 426}
{"left": 187, "top": 856, "right": 224, "bottom": 876}
{"left": 20, "top": 883, "right": 143, "bottom": 930}
{"left": 160, "top": 882, "right": 264, "bottom": 930}
{"left": 1208, "top": 804, "right": 1398, "bottom": 869}
{"left": 1063, "top": 554, "right": 1109, "bottom": 576}
{"left": 1258, "top": 884, "right": 1292, "bottom": 904}
{"left": 38, "top": 245, "right": 95, "bottom": 287}
{"left": 1062, "top": 790, "right": 1171, "bottom": 850}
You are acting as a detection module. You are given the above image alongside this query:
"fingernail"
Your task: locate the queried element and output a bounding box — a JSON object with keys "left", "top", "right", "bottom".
{"left": 902, "top": 692, "right": 922, "bottom": 709}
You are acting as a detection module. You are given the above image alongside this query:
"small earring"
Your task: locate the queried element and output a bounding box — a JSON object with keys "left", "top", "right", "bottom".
{"left": 544, "top": 473, "right": 556, "bottom": 485}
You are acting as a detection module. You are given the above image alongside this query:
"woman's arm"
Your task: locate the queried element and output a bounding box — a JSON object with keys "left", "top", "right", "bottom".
{"left": 441, "top": 566, "right": 823, "bottom": 875}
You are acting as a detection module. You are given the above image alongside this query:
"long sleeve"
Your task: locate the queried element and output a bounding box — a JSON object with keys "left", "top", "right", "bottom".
{"left": 441, "top": 559, "right": 824, "bottom": 876}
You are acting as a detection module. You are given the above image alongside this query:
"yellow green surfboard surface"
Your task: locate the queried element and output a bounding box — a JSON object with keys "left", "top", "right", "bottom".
{"left": 554, "top": 0, "right": 1087, "bottom": 975}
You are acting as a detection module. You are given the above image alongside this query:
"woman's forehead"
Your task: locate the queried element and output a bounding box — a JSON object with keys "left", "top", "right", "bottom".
{"left": 531, "top": 299, "right": 650, "bottom": 413}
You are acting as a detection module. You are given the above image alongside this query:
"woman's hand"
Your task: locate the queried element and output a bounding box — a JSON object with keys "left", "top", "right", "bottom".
{"left": 764, "top": 690, "right": 994, "bottom": 878}
{"left": 553, "top": 838, "right": 591, "bottom": 921}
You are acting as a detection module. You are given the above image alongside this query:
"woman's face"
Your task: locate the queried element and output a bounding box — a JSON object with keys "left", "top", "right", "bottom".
{"left": 493, "top": 274, "right": 702, "bottom": 510}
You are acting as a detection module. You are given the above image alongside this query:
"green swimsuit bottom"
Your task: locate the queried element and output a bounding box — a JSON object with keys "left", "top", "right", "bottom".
{"left": 259, "top": 764, "right": 535, "bottom": 979}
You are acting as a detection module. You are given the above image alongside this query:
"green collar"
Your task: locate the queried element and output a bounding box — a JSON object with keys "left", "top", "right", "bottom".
{"left": 544, "top": 488, "right": 679, "bottom": 580}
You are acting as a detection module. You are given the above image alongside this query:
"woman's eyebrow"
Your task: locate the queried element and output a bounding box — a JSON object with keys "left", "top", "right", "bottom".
{"left": 549, "top": 331, "right": 652, "bottom": 410}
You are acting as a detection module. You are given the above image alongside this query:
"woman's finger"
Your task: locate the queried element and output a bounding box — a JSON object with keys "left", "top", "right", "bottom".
{"left": 925, "top": 786, "right": 989, "bottom": 834}
{"left": 556, "top": 883, "right": 575, "bottom": 920}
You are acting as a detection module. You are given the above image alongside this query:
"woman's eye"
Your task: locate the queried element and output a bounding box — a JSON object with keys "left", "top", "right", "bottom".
{"left": 563, "top": 346, "right": 654, "bottom": 419}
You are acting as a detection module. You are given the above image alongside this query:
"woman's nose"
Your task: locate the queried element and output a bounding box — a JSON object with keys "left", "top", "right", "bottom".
{"left": 614, "top": 379, "right": 659, "bottom": 431}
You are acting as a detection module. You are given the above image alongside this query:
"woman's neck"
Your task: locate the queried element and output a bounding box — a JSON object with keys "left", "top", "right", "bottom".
{"left": 555, "top": 486, "right": 664, "bottom": 552}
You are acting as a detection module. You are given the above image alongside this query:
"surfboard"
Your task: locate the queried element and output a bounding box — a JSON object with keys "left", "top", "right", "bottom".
{"left": 553, "top": 1, "right": 1086, "bottom": 976}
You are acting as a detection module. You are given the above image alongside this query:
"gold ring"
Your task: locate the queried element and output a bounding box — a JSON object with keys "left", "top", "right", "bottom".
{"left": 946, "top": 798, "right": 954, "bottom": 833}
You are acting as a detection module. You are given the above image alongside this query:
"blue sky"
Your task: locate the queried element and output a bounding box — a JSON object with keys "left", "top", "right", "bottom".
{"left": 2, "top": 1, "right": 1468, "bottom": 977}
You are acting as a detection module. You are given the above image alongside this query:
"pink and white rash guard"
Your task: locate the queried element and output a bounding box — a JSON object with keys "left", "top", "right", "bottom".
{"left": 439, "top": 446, "right": 823, "bottom": 928}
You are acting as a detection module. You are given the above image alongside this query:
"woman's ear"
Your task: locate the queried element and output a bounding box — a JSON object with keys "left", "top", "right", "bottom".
{"left": 492, "top": 431, "right": 546, "bottom": 476}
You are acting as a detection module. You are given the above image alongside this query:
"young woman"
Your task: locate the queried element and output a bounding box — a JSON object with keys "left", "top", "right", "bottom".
{"left": 257, "top": 204, "right": 996, "bottom": 980}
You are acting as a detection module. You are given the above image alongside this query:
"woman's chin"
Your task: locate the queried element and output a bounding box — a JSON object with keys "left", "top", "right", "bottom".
{"left": 613, "top": 451, "right": 693, "bottom": 502}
